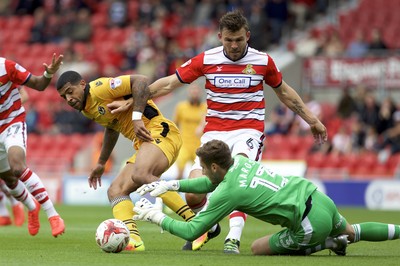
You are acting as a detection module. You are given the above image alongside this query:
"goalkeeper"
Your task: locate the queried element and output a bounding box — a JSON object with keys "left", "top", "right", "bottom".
{"left": 134, "top": 139, "right": 400, "bottom": 255}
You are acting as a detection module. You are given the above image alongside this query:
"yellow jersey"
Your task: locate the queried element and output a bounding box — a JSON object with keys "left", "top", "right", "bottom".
{"left": 82, "top": 75, "right": 181, "bottom": 166}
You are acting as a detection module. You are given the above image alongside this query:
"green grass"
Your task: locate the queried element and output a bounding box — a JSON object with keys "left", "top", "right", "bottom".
{"left": 0, "top": 206, "right": 399, "bottom": 266}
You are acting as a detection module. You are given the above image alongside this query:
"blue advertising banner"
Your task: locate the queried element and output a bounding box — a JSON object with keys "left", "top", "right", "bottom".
{"left": 62, "top": 174, "right": 400, "bottom": 210}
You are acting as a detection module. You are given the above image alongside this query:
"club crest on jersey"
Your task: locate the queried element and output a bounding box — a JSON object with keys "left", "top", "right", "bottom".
{"left": 109, "top": 78, "right": 122, "bottom": 90}
{"left": 98, "top": 106, "right": 106, "bottom": 115}
{"left": 242, "top": 64, "right": 256, "bottom": 75}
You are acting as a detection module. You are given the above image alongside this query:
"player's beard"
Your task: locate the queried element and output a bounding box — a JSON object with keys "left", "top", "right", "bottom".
{"left": 190, "top": 99, "right": 201, "bottom": 105}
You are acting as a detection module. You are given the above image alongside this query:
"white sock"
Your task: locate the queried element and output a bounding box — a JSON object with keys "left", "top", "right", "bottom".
{"left": 208, "top": 224, "right": 218, "bottom": 233}
{"left": 7, "top": 195, "right": 19, "bottom": 206}
{"left": 225, "top": 216, "right": 245, "bottom": 241}
{"left": 324, "top": 237, "right": 335, "bottom": 249}
{"left": 20, "top": 168, "right": 58, "bottom": 217}
{"left": 0, "top": 193, "right": 10, "bottom": 216}
{"left": 9, "top": 180, "right": 36, "bottom": 210}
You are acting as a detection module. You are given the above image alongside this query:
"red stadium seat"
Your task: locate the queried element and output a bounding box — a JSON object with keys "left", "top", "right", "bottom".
{"left": 306, "top": 152, "right": 326, "bottom": 168}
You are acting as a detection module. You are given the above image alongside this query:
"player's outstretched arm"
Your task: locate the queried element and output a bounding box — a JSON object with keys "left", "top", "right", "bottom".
{"left": 107, "top": 74, "right": 182, "bottom": 114}
{"left": 25, "top": 53, "right": 64, "bottom": 91}
{"left": 136, "top": 180, "right": 180, "bottom": 197}
{"left": 133, "top": 198, "right": 166, "bottom": 225}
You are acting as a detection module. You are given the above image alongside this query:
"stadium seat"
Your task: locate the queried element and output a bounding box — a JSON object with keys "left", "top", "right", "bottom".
{"left": 306, "top": 152, "right": 326, "bottom": 168}
{"left": 322, "top": 153, "right": 343, "bottom": 169}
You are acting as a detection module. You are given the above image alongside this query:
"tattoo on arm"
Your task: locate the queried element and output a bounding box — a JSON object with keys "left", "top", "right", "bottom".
{"left": 131, "top": 75, "right": 151, "bottom": 112}
{"left": 291, "top": 99, "right": 306, "bottom": 116}
{"left": 148, "top": 89, "right": 158, "bottom": 99}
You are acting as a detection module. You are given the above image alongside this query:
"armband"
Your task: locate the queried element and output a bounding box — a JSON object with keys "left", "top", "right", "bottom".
{"left": 43, "top": 71, "right": 53, "bottom": 79}
{"left": 132, "top": 111, "right": 143, "bottom": 120}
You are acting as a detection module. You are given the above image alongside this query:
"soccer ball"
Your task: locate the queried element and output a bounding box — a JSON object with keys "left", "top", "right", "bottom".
{"left": 95, "top": 219, "right": 130, "bottom": 253}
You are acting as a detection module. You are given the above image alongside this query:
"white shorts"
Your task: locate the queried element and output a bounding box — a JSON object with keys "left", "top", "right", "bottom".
{"left": 0, "top": 122, "right": 27, "bottom": 172}
{"left": 191, "top": 129, "right": 264, "bottom": 171}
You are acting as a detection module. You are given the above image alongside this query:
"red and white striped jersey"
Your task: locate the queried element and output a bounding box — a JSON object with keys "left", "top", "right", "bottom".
{"left": 176, "top": 46, "right": 282, "bottom": 133}
{"left": 0, "top": 57, "right": 31, "bottom": 133}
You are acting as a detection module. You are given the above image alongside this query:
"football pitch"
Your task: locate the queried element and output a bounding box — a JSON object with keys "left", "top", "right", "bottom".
{"left": 0, "top": 205, "right": 399, "bottom": 266}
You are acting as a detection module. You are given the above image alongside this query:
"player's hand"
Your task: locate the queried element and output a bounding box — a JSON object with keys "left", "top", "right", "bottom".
{"left": 310, "top": 120, "right": 328, "bottom": 145}
{"left": 88, "top": 163, "right": 105, "bottom": 190}
{"left": 133, "top": 120, "right": 153, "bottom": 142}
{"left": 44, "top": 53, "right": 63, "bottom": 74}
{"left": 133, "top": 198, "right": 166, "bottom": 225}
{"left": 107, "top": 99, "right": 132, "bottom": 114}
{"left": 137, "top": 180, "right": 180, "bottom": 197}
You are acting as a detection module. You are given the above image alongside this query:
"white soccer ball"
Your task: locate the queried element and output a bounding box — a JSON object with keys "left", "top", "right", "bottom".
{"left": 95, "top": 219, "right": 130, "bottom": 253}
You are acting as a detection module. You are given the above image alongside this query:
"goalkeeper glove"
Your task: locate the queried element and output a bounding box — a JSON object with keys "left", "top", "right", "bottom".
{"left": 136, "top": 180, "right": 180, "bottom": 197}
{"left": 133, "top": 198, "right": 166, "bottom": 226}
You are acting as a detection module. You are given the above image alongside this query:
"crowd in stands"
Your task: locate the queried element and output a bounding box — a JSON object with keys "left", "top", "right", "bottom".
{"left": 1, "top": 0, "right": 332, "bottom": 78}
{"left": 266, "top": 84, "right": 400, "bottom": 169}
{"left": 2, "top": 0, "right": 400, "bottom": 177}
{"left": 0, "top": 0, "right": 334, "bottom": 137}
{"left": 294, "top": 0, "right": 400, "bottom": 58}
{"left": 297, "top": 26, "right": 390, "bottom": 58}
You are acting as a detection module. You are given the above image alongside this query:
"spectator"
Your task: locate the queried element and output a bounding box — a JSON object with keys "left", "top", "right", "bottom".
{"left": 24, "top": 101, "right": 40, "bottom": 134}
{"left": 265, "top": 0, "right": 289, "bottom": 46}
{"left": 57, "top": 38, "right": 98, "bottom": 80}
{"left": 248, "top": 2, "right": 268, "bottom": 51}
{"left": 379, "top": 111, "right": 400, "bottom": 155}
{"left": 331, "top": 125, "right": 351, "bottom": 155}
{"left": 376, "top": 97, "right": 396, "bottom": 135}
{"left": 336, "top": 87, "right": 357, "bottom": 119}
{"left": 368, "top": 28, "right": 387, "bottom": 56}
{"left": 364, "top": 126, "right": 379, "bottom": 153}
{"left": 358, "top": 92, "right": 380, "bottom": 128}
{"left": 345, "top": 30, "right": 368, "bottom": 58}
{"left": 265, "top": 102, "right": 295, "bottom": 135}
{"left": 193, "top": 0, "right": 214, "bottom": 27}
{"left": 353, "top": 84, "right": 367, "bottom": 114}
{"left": 45, "top": 13, "right": 63, "bottom": 43}
{"left": 108, "top": 0, "right": 128, "bottom": 28}
{"left": 60, "top": 9, "right": 77, "bottom": 40}
{"left": 70, "top": 8, "right": 92, "bottom": 42}
{"left": 289, "top": 0, "right": 316, "bottom": 30}
{"left": 317, "top": 30, "right": 344, "bottom": 57}
{"left": 0, "top": 0, "right": 11, "bottom": 15}
{"left": 30, "top": 7, "right": 47, "bottom": 43}
{"left": 349, "top": 118, "right": 366, "bottom": 153}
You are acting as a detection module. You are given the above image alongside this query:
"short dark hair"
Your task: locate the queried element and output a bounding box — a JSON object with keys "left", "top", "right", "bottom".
{"left": 219, "top": 10, "right": 249, "bottom": 33}
{"left": 56, "top": 71, "right": 83, "bottom": 90}
{"left": 196, "top": 140, "right": 233, "bottom": 170}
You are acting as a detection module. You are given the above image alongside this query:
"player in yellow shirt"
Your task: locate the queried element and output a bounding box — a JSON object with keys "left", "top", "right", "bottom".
{"left": 173, "top": 84, "right": 206, "bottom": 180}
{"left": 56, "top": 71, "right": 196, "bottom": 252}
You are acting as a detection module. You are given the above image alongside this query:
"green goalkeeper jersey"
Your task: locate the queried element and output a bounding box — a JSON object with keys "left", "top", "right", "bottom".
{"left": 160, "top": 155, "right": 317, "bottom": 241}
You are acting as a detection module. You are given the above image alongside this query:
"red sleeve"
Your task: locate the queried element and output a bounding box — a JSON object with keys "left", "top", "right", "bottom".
{"left": 5, "top": 59, "right": 31, "bottom": 85}
{"left": 264, "top": 55, "right": 283, "bottom": 88}
{"left": 175, "top": 53, "right": 205, "bottom": 84}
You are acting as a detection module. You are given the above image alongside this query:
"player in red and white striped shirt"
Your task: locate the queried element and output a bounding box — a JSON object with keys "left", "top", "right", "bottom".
{"left": 108, "top": 10, "right": 327, "bottom": 253}
{"left": 0, "top": 54, "right": 65, "bottom": 237}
